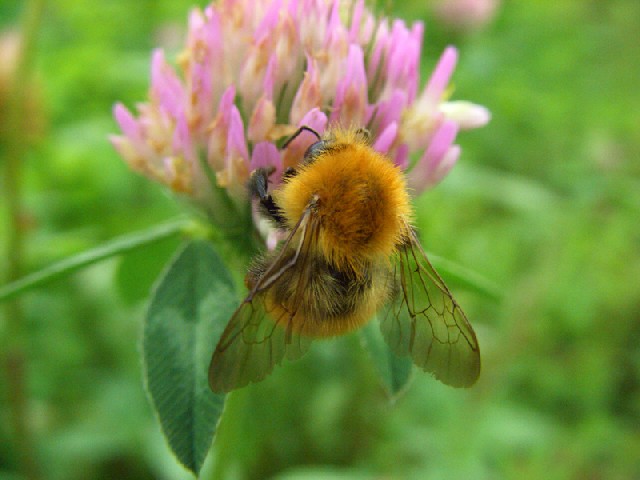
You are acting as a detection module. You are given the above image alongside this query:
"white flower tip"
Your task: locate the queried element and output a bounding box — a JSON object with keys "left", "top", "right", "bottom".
{"left": 440, "top": 101, "right": 491, "bottom": 129}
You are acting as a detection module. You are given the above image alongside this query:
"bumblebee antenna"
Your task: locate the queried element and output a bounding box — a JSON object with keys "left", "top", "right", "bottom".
{"left": 282, "top": 126, "right": 322, "bottom": 150}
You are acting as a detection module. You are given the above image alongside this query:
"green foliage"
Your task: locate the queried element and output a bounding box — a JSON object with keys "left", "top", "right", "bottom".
{"left": 360, "top": 320, "right": 414, "bottom": 398}
{"left": 144, "top": 241, "right": 235, "bottom": 474}
{"left": 1, "top": 0, "right": 639, "bottom": 479}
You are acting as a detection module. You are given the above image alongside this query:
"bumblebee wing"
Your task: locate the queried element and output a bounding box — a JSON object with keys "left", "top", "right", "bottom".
{"left": 208, "top": 206, "right": 317, "bottom": 393}
{"left": 380, "top": 227, "right": 480, "bottom": 387}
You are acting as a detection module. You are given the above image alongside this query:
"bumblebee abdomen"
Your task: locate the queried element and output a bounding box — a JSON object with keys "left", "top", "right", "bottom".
{"left": 262, "top": 253, "right": 390, "bottom": 337}
{"left": 277, "top": 135, "right": 412, "bottom": 268}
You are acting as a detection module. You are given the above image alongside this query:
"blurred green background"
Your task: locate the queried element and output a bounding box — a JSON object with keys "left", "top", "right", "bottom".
{"left": 1, "top": 0, "right": 639, "bottom": 479}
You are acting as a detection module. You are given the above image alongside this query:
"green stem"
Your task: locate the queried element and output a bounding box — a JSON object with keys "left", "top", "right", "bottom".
{"left": 0, "top": 218, "right": 193, "bottom": 303}
{"left": 2, "top": 1, "right": 46, "bottom": 479}
{"left": 208, "top": 388, "right": 249, "bottom": 480}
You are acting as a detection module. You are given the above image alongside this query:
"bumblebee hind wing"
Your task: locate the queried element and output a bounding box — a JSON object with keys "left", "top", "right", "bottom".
{"left": 208, "top": 207, "right": 317, "bottom": 393}
{"left": 208, "top": 295, "right": 312, "bottom": 393}
{"left": 380, "top": 228, "right": 480, "bottom": 388}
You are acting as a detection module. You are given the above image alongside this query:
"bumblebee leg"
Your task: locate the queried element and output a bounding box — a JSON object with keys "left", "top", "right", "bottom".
{"left": 248, "top": 167, "right": 288, "bottom": 227}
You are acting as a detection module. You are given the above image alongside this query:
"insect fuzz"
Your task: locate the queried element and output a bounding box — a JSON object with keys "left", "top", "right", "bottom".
{"left": 248, "top": 128, "right": 412, "bottom": 337}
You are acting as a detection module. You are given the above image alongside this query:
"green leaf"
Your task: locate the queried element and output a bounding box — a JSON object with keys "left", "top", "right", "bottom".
{"left": 115, "top": 234, "right": 179, "bottom": 305}
{"left": 144, "top": 240, "right": 237, "bottom": 475}
{"left": 360, "top": 319, "right": 413, "bottom": 400}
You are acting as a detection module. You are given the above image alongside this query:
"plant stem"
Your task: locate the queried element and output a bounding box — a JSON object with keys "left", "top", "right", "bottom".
{"left": 208, "top": 388, "right": 249, "bottom": 480}
{"left": 2, "top": 1, "right": 46, "bottom": 479}
{"left": 0, "top": 218, "right": 192, "bottom": 302}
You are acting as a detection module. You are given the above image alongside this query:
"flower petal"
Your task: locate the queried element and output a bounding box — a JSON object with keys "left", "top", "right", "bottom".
{"left": 408, "top": 119, "right": 459, "bottom": 191}
{"left": 424, "top": 45, "right": 458, "bottom": 102}
{"left": 373, "top": 122, "right": 397, "bottom": 154}
{"left": 250, "top": 141, "right": 282, "bottom": 178}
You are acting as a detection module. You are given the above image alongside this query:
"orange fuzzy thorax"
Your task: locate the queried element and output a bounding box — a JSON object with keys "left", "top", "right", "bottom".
{"left": 276, "top": 130, "right": 412, "bottom": 271}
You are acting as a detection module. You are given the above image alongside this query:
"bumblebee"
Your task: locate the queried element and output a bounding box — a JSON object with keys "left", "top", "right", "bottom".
{"left": 209, "top": 126, "right": 480, "bottom": 392}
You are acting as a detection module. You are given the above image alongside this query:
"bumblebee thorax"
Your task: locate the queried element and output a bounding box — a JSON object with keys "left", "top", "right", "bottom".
{"left": 277, "top": 140, "right": 411, "bottom": 268}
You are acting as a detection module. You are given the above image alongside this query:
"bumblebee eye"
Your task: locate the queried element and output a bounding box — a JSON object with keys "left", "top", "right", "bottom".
{"left": 303, "top": 140, "right": 327, "bottom": 164}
